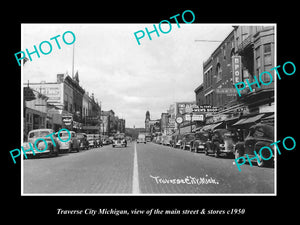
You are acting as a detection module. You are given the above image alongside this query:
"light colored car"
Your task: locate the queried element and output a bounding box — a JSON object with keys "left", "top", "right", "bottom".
{"left": 57, "top": 130, "right": 80, "bottom": 153}
{"left": 112, "top": 133, "right": 127, "bottom": 148}
{"left": 87, "top": 134, "right": 96, "bottom": 148}
{"left": 137, "top": 133, "right": 146, "bottom": 144}
{"left": 23, "top": 129, "right": 59, "bottom": 157}
{"left": 162, "top": 135, "right": 172, "bottom": 146}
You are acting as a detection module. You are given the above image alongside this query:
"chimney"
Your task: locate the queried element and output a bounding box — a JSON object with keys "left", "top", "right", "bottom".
{"left": 57, "top": 74, "right": 64, "bottom": 83}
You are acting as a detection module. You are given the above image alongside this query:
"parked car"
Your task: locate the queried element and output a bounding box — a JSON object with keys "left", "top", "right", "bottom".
{"left": 204, "top": 129, "right": 227, "bottom": 157}
{"left": 156, "top": 135, "right": 163, "bottom": 144}
{"left": 193, "top": 131, "right": 210, "bottom": 153}
{"left": 112, "top": 133, "right": 127, "bottom": 148}
{"left": 235, "top": 123, "right": 274, "bottom": 167}
{"left": 77, "top": 133, "right": 89, "bottom": 150}
{"left": 93, "top": 134, "right": 103, "bottom": 147}
{"left": 204, "top": 129, "right": 238, "bottom": 158}
{"left": 57, "top": 130, "right": 80, "bottom": 153}
{"left": 137, "top": 133, "right": 146, "bottom": 144}
{"left": 102, "top": 135, "right": 111, "bottom": 145}
{"left": 162, "top": 135, "right": 172, "bottom": 146}
{"left": 23, "top": 129, "right": 59, "bottom": 158}
{"left": 173, "top": 134, "right": 184, "bottom": 148}
{"left": 181, "top": 133, "right": 196, "bottom": 150}
{"left": 87, "top": 134, "right": 97, "bottom": 148}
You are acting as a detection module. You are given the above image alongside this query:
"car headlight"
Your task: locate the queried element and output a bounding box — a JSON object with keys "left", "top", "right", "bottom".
{"left": 37, "top": 141, "right": 48, "bottom": 151}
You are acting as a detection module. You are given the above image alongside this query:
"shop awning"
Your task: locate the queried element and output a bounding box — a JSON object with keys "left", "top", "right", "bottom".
{"left": 201, "top": 122, "right": 223, "bottom": 131}
{"left": 178, "top": 125, "right": 196, "bottom": 134}
{"left": 262, "top": 114, "right": 274, "bottom": 120}
{"left": 233, "top": 114, "right": 265, "bottom": 126}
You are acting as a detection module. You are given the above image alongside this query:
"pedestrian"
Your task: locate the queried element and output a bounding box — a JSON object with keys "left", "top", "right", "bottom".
{"left": 212, "top": 131, "right": 221, "bottom": 157}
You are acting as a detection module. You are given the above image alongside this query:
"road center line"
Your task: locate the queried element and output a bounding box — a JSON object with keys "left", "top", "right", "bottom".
{"left": 132, "top": 142, "right": 140, "bottom": 194}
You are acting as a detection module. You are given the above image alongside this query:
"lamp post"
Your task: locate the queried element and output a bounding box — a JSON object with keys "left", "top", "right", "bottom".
{"left": 190, "top": 112, "right": 193, "bottom": 133}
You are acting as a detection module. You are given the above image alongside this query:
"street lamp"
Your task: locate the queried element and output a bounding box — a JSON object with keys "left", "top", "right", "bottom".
{"left": 190, "top": 112, "right": 193, "bottom": 133}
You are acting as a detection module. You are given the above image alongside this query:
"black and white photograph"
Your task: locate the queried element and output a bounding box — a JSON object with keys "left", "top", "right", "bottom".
{"left": 21, "top": 23, "right": 276, "bottom": 195}
{"left": 4, "top": 3, "right": 299, "bottom": 221}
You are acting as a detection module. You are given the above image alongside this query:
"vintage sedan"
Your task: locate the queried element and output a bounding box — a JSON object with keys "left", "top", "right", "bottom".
{"left": 112, "top": 133, "right": 127, "bottom": 148}
{"left": 193, "top": 131, "right": 209, "bottom": 153}
{"left": 77, "top": 133, "right": 89, "bottom": 150}
{"left": 56, "top": 130, "right": 80, "bottom": 153}
{"left": 162, "top": 135, "right": 172, "bottom": 146}
{"left": 181, "top": 133, "right": 195, "bottom": 151}
{"left": 87, "top": 134, "right": 97, "bottom": 148}
{"left": 204, "top": 129, "right": 228, "bottom": 157}
{"left": 173, "top": 134, "right": 184, "bottom": 148}
{"left": 23, "top": 129, "right": 59, "bottom": 158}
{"left": 235, "top": 123, "right": 274, "bottom": 167}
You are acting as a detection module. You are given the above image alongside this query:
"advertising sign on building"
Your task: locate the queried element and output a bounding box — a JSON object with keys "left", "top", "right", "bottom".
{"left": 176, "top": 102, "right": 196, "bottom": 114}
{"left": 194, "top": 105, "right": 218, "bottom": 113}
{"left": 232, "top": 56, "right": 242, "bottom": 84}
{"left": 184, "top": 114, "right": 204, "bottom": 121}
{"left": 62, "top": 115, "right": 73, "bottom": 126}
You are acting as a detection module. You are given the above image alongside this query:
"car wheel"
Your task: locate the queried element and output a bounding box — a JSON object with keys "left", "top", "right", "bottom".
{"left": 256, "top": 154, "right": 265, "bottom": 167}
{"left": 214, "top": 149, "right": 219, "bottom": 158}
{"left": 204, "top": 146, "right": 209, "bottom": 155}
{"left": 235, "top": 149, "right": 243, "bottom": 163}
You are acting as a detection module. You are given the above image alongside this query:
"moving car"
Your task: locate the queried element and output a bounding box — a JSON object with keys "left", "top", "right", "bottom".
{"left": 112, "top": 133, "right": 127, "bottom": 148}
{"left": 137, "top": 133, "right": 146, "bottom": 144}
{"left": 102, "top": 135, "right": 111, "bottom": 145}
{"left": 23, "top": 129, "right": 59, "bottom": 158}
{"left": 235, "top": 123, "right": 274, "bottom": 167}
{"left": 145, "top": 134, "right": 151, "bottom": 142}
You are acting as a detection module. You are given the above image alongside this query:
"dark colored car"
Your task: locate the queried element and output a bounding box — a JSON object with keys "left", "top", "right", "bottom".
{"left": 77, "top": 133, "right": 89, "bottom": 150}
{"left": 192, "top": 131, "right": 210, "bottom": 153}
{"left": 181, "top": 133, "right": 195, "bottom": 150}
{"left": 204, "top": 129, "right": 228, "bottom": 157}
{"left": 235, "top": 123, "right": 274, "bottom": 167}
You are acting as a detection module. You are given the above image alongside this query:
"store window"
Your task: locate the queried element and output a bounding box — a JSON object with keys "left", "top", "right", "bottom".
{"left": 255, "top": 46, "right": 261, "bottom": 76}
{"left": 264, "top": 43, "right": 272, "bottom": 68}
{"left": 216, "top": 63, "right": 222, "bottom": 82}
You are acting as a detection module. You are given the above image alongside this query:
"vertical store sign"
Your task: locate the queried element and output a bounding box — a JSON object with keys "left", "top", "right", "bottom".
{"left": 232, "top": 56, "right": 242, "bottom": 83}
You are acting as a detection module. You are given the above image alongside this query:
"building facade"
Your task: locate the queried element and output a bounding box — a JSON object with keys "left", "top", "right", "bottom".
{"left": 195, "top": 25, "right": 275, "bottom": 130}
{"left": 27, "top": 72, "right": 102, "bottom": 133}
{"left": 202, "top": 29, "right": 236, "bottom": 108}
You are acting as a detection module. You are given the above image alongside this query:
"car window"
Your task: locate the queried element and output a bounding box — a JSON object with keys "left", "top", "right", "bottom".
{"left": 59, "top": 132, "right": 69, "bottom": 137}
{"left": 29, "top": 132, "right": 35, "bottom": 138}
{"left": 29, "top": 131, "right": 50, "bottom": 138}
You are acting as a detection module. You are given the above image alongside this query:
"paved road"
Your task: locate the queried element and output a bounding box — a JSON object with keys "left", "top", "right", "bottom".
{"left": 23, "top": 142, "right": 274, "bottom": 194}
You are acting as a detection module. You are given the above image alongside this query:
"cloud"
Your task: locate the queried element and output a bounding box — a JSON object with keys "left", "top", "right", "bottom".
{"left": 22, "top": 23, "right": 234, "bottom": 128}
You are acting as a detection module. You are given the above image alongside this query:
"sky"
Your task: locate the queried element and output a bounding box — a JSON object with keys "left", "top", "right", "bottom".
{"left": 22, "top": 23, "right": 234, "bottom": 128}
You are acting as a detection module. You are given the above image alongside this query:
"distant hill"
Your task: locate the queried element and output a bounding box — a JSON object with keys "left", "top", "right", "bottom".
{"left": 125, "top": 128, "right": 145, "bottom": 139}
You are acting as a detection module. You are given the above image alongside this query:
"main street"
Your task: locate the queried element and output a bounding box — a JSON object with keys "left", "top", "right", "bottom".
{"left": 23, "top": 142, "right": 274, "bottom": 194}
